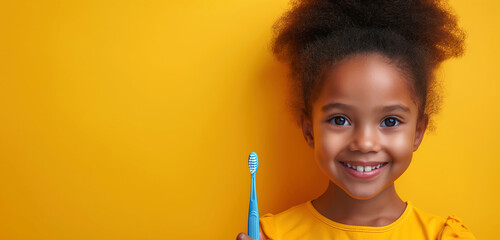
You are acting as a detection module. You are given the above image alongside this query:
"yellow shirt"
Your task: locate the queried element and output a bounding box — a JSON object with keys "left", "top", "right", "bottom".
{"left": 259, "top": 200, "right": 476, "bottom": 240}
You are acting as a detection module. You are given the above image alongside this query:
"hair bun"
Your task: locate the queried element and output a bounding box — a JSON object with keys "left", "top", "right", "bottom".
{"left": 272, "top": 0, "right": 465, "bottom": 66}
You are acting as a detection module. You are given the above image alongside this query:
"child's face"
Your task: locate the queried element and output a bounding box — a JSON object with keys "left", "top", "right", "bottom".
{"left": 302, "top": 53, "right": 428, "bottom": 200}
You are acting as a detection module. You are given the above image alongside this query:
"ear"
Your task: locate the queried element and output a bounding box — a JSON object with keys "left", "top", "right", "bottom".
{"left": 413, "top": 114, "right": 429, "bottom": 152}
{"left": 301, "top": 114, "right": 315, "bottom": 148}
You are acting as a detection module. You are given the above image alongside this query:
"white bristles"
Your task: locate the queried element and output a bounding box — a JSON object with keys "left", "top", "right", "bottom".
{"left": 248, "top": 152, "right": 259, "bottom": 174}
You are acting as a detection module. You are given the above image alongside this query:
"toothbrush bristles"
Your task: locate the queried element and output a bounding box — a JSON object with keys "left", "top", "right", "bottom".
{"left": 248, "top": 152, "right": 258, "bottom": 174}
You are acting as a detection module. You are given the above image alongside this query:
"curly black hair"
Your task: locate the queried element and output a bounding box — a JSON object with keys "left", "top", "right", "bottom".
{"left": 271, "top": 0, "right": 465, "bottom": 131}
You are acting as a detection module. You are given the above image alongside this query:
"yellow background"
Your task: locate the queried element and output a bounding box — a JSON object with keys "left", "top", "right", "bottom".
{"left": 0, "top": 0, "right": 498, "bottom": 239}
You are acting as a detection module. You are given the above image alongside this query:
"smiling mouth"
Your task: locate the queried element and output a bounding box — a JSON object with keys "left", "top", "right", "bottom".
{"left": 339, "top": 161, "right": 389, "bottom": 173}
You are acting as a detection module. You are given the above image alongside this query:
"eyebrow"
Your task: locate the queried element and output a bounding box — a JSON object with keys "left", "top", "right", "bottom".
{"left": 321, "top": 102, "right": 410, "bottom": 113}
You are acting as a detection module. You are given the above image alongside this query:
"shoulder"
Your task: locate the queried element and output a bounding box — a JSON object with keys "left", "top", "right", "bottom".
{"left": 409, "top": 203, "right": 447, "bottom": 228}
{"left": 438, "top": 215, "right": 477, "bottom": 240}
{"left": 410, "top": 204, "right": 476, "bottom": 240}
{"left": 259, "top": 201, "right": 311, "bottom": 240}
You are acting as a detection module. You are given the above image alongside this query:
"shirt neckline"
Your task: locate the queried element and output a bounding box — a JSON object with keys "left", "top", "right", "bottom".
{"left": 305, "top": 200, "right": 412, "bottom": 233}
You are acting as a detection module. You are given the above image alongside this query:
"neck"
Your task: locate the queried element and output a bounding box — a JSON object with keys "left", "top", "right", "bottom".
{"left": 311, "top": 181, "right": 406, "bottom": 227}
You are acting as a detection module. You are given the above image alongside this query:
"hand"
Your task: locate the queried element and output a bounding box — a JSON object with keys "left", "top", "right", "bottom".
{"left": 236, "top": 231, "right": 269, "bottom": 240}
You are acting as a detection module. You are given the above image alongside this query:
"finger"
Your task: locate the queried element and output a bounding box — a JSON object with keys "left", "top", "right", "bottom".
{"left": 236, "top": 232, "right": 252, "bottom": 240}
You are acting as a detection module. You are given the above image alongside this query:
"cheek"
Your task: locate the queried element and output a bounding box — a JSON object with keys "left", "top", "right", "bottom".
{"left": 385, "top": 130, "right": 415, "bottom": 164}
{"left": 315, "top": 129, "right": 347, "bottom": 166}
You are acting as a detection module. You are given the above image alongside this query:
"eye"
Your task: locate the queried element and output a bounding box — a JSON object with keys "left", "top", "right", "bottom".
{"left": 329, "top": 116, "right": 350, "bottom": 126}
{"left": 380, "top": 117, "right": 401, "bottom": 127}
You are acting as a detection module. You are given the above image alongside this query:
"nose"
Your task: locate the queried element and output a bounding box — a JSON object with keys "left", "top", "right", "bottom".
{"left": 348, "top": 125, "right": 382, "bottom": 153}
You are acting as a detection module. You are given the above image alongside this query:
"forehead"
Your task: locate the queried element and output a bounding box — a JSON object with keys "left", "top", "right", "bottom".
{"left": 316, "top": 53, "right": 417, "bottom": 111}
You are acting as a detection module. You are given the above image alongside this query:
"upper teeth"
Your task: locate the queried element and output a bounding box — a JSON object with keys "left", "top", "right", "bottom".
{"left": 343, "top": 162, "right": 385, "bottom": 172}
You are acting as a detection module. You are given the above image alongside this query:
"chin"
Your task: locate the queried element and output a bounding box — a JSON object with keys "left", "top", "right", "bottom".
{"left": 347, "top": 191, "right": 378, "bottom": 200}
{"left": 342, "top": 185, "right": 385, "bottom": 200}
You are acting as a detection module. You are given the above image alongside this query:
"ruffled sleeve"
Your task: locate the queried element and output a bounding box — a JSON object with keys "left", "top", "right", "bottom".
{"left": 259, "top": 213, "right": 278, "bottom": 240}
{"left": 439, "top": 215, "right": 476, "bottom": 240}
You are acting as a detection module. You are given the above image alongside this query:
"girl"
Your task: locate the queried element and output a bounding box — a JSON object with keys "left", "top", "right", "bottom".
{"left": 238, "top": 0, "right": 475, "bottom": 239}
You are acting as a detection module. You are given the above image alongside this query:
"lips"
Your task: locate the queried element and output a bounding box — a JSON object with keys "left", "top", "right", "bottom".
{"left": 339, "top": 161, "right": 387, "bottom": 167}
{"left": 339, "top": 161, "right": 389, "bottom": 179}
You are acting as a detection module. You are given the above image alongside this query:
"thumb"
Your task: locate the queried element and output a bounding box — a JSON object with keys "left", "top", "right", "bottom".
{"left": 236, "top": 231, "right": 269, "bottom": 240}
{"left": 236, "top": 232, "right": 252, "bottom": 240}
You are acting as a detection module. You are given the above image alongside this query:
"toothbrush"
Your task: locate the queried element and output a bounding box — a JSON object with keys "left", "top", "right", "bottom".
{"left": 248, "top": 152, "right": 259, "bottom": 240}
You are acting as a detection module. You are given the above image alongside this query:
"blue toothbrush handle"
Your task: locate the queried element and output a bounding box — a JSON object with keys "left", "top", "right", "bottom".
{"left": 248, "top": 173, "right": 259, "bottom": 240}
